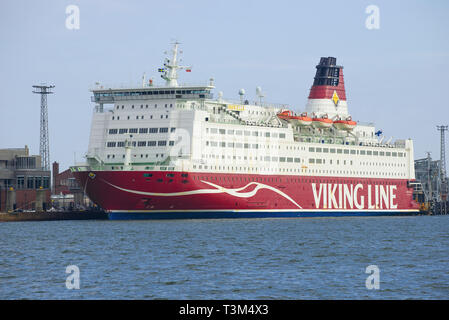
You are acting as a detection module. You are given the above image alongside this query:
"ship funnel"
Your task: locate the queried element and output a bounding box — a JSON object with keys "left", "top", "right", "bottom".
{"left": 305, "top": 57, "right": 348, "bottom": 119}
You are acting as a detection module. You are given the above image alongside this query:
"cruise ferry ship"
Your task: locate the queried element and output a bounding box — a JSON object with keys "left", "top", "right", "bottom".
{"left": 71, "top": 43, "right": 419, "bottom": 219}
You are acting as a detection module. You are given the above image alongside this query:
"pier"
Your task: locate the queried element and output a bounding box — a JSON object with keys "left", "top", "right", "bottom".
{"left": 0, "top": 209, "right": 107, "bottom": 222}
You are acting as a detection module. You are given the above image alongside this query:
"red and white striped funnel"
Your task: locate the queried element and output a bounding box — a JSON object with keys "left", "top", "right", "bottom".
{"left": 305, "top": 57, "right": 349, "bottom": 119}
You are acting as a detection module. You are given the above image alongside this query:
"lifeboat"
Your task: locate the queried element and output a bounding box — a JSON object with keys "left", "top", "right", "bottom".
{"left": 276, "top": 109, "right": 295, "bottom": 122}
{"left": 333, "top": 116, "right": 357, "bottom": 131}
{"left": 312, "top": 114, "right": 333, "bottom": 129}
{"left": 277, "top": 110, "right": 312, "bottom": 126}
{"left": 292, "top": 112, "right": 312, "bottom": 126}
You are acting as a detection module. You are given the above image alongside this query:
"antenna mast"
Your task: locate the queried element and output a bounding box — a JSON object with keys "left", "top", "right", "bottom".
{"left": 32, "top": 85, "right": 54, "bottom": 171}
{"left": 161, "top": 42, "right": 191, "bottom": 87}
{"left": 437, "top": 125, "right": 448, "bottom": 207}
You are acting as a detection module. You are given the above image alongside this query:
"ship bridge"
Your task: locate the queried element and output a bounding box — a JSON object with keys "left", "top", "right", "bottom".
{"left": 91, "top": 86, "right": 214, "bottom": 104}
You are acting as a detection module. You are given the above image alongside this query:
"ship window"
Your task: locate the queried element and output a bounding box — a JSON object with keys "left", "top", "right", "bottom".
{"left": 148, "top": 141, "right": 156, "bottom": 146}
{"left": 149, "top": 128, "right": 158, "bottom": 133}
{"left": 309, "top": 147, "right": 315, "bottom": 152}
{"left": 386, "top": 152, "right": 391, "bottom": 156}
{"left": 392, "top": 152, "right": 397, "bottom": 157}
{"left": 272, "top": 156, "right": 278, "bottom": 162}
{"left": 117, "top": 142, "right": 125, "bottom": 147}
{"left": 337, "top": 149, "right": 342, "bottom": 154}
{"left": 169, "top": 141, "right": 175, "bottom": 146}
{"left": 323, "top": 148, "right": 329, "bottom": 153}
{"left": 109, "top": 129, "right": 118, "bottom": 134}
{"left": 107, "top": 142, "right": 116, "bottom": 147}
{"left": 309, "top": 158, "right": 315, "bottom": 164}
{"left": 211, "top": 128, "right": 218, "bottom": 134}
{"left": 236, "top": 130, "right": 243, "bottom": 135}
{"left": 170, "top": 128, "right": 176, "bottom": 132}
{"left": 139, "top": 128, "right": 148, "bottom": 134}
{"left": 294, "top": 158, "right": 300, "bottom": 163}
{"left": 279, "top": 133, "right": 286, "bottom": 138}
{"left": 129, "top": 128, "right": 138, "bottom": 133}
{"left": 252, "top": 144, "right": 258, "bottom": 149}
{"left": 330, "top": 148, "right": 336, "bottom": 153}
{"left": 138, "top": 141, "right": 147, "bottom": 147}
{"left": 316, "top": 159, "right": 322, "bottom": 164}
{"left": 228, "top": 142, "right": 234, "bottom": 147}
{"left": 227, "top": 129, "right": 234, "bottom": 135}
{"left": 380, "top": 151, "right": 385, "bottom": 156}
{"left": 287, "top": 157, "right": 293, "bottom": 163}
{"left": 280, "top": 157, "right": 286, "bottom": 162}
{"left": 350, "top": 150, "right": 356, "bottom": 155}
{"left": 367, "top": 151, "right": 372, "bottom": 155}
{"left": 244, "top": 131, "right": 250, "bottom": 136}
{"left": 159, "top": 127, "right": 169, "bottom": 133}
{"left": 219, "top": 129, "right": 226, "bottom": 134}
{"left": 316, "top": 148, "right": 322, "bottom": 152}
{"left": 264, "top": 156, "right": 270, "bottom": 161}
{"left": 158, "top": 141, "right": 167, "bottom": 146}
{"left": 360, "top": 150, "right": 366, "bottom": 155}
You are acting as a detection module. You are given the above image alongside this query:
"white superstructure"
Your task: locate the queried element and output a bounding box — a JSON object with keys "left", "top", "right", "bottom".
{"left": 85, "top": 43, "right": 415, "bottom": 181}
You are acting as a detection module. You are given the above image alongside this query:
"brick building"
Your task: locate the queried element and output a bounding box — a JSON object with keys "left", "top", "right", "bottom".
{"left": 0, "top": 146, "right": 51, "bottom": 211}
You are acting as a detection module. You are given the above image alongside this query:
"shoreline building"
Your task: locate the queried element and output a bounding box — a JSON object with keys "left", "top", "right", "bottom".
{"left": 0, "top": 146, "right": 51, "bottom": 211}
{"left": 52, "top": 161, "right": 91, "bottom": 210}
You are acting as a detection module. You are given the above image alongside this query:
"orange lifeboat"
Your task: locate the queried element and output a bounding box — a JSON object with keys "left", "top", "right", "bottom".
{"left": 277, "top": 110, "right": 312, "bottom": 126}
{"left": 333, "top": 116, "right": 357, "bottom": 131}
{"left": 292, "top": 112, "right": 312, "bottom": 126}
{"left": 312, "top": 114, "right": 333, "bottom": 129}
{"left": 276, "top": 109, "right": 295, "bottom": 122}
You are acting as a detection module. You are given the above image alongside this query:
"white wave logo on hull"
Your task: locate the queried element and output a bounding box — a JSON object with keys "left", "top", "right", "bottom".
{"left": 101, "top": 179, "right": 302, "bottom": 209}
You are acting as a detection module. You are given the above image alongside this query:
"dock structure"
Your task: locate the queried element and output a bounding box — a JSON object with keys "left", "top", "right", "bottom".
{"left": 413, "top": 153, "right": 448, "bottom": 215}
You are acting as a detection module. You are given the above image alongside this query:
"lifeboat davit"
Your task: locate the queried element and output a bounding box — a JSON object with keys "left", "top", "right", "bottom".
{"left": 312, "top": 114, "right": 333, "bottom": 129}
{"left": 333, "top": 116, "right": 357, "bottom": 131}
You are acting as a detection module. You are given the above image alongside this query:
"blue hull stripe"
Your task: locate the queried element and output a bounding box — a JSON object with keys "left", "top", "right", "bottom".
{"left": 108, "top": 210, "right": 418, "bottom": 220}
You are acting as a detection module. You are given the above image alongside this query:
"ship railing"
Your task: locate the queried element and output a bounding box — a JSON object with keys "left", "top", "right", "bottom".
{"left": 89, "top": 81, "right": 214, "bottom": 91}
{"left": 218, "top": 98, "right": 290, "bottom": 110}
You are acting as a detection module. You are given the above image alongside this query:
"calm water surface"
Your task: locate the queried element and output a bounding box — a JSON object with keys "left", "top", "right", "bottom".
{"left": 0, "top": 215, "right": 448, "bottom": 299}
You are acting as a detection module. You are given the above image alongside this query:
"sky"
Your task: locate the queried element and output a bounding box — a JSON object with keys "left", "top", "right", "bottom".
{"left": 0, "top": 0, "right": 448, "bottom": 171}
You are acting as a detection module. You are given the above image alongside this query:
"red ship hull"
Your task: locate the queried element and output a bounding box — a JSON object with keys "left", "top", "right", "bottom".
{"left": 73, "top": 170, "right": 419, "bottom": 219}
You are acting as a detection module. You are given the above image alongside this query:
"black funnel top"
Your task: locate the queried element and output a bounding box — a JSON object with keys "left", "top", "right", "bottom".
{"left": 313, "top": 57, "right": 342, "bottom": 86}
